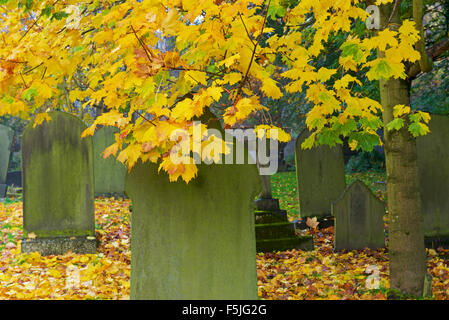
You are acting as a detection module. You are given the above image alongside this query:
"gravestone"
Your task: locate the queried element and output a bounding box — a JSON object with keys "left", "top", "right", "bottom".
{"left": 125, "top": 130, "right": 261, "bottom": 299}
{"left": 295, "top": 129, "right": 346, "bottom": 218}
{"left": 0, "top": 124, "right": 13, "bottom": 197}
{"left": 21, "top": 111, "right": 96, "bottom": 255}
{"left": 93, "top": 127, "right": 126, "bottom": 197}
{"left": 417, "top": 114, "right": 449, "bottom": 245}
{"left": 333, "top": 180, "right": 385, "bottom": 251}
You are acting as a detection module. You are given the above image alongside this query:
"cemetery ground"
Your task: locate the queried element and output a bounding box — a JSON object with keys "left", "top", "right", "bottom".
{"left": 1, "top": 172, "right": 449, "bottom": 300}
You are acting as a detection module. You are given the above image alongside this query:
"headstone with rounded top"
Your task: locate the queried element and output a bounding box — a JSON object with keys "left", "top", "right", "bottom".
{"left": 21, "top": 111, "right": 96, "bottom": 255}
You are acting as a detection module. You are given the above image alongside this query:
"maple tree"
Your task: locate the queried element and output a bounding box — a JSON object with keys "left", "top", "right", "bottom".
{"left": 0, "top": 0, "right": 426, "bottom": 179}
{"left": 0, "top": 0, "right": 446, "bottom": 298}
{"left": 376, "top": 0, "right": 449, "bottom": 298}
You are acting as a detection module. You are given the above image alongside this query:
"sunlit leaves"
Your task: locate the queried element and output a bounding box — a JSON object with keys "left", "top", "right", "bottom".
{"left": 0, "top": 0, "right": 424, "bottom": 182}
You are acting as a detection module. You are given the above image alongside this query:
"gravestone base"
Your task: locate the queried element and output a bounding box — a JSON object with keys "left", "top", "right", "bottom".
{"left": 254, "top": 205, "right": 314, "bottom": 253}
{"left": 256, "top": 221, "right": 297, "bottom": 239}
{"left": 0, "top": 184, "right": 7, "bottom": 198}
{"left": 255, "top": 210, "right": 288, "bottom": 224}
{"left": 256, "top": 236, "right": 314, "bottom": 252}
{"left": 95, "top": 192, "right": 127, "bottom": 199}
{"left": 294, "top": 216, "right": 334, "bottom": 231}
{"left": 255, "top": 198, "right": 280, "bottom": 211}
{"left": 425, "top": 235, "right": 449, "bottom": 249}
{"left": 21, "top": 235, "right": 97, "bottom": 256}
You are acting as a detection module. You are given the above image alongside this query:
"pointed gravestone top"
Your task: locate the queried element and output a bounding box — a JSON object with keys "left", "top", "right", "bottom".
{"left": 333, "top": 179, "right": 385, "bottom": 251}
{"left": 295, "top": 129, "right": 346, "bottom": 218}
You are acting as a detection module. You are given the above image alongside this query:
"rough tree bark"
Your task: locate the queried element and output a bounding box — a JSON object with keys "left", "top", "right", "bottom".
{"left": 379, "top": 1, "right": 427, "bottom": 298}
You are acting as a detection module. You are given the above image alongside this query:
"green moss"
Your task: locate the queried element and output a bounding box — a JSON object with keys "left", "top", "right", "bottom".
{"left": 22, "top": 112, "right": 95, "bottom": 243}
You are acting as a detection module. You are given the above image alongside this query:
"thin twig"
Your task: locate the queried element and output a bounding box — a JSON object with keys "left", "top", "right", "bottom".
{"left": 238, "top": 13, "right": 255, "bottom": 46}
{"left": 235, "top": 0, "right": 272, "bottom": 102}
{"left": 19, "top": 0, "right": 60, "bottom": 42}
{"left": 130, "top": 25, "right": 153, "bottom": 62}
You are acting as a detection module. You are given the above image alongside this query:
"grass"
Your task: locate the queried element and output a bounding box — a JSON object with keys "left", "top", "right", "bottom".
{"left": 270, "top": 170, "right": 387, "bottom": 221}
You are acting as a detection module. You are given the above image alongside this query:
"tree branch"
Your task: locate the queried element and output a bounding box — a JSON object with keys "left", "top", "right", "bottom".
{"left": 409, "top": 37, "right": 449, "bottom": 79}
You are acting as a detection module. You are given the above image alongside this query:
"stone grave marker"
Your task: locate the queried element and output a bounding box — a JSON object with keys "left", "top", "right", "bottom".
{"left": 125, "top": 126, "right": 261, "bottom": 299}
{"left": 417, "top": 114, "right": 449, "bottom": 245}
{"left": 0, "top": 124, "right": 13, "bottom": 197}
{"left": 295, "top": 129, "right": 346, "bottom": 218}
{"left": 333, "top": 180, "right": 385, "bottom": 251}
{"left": 93, "top": 126, "right": 126, "bottom": 197}
{"left": 21, "top": 111, "right": 96, "bottom": 255}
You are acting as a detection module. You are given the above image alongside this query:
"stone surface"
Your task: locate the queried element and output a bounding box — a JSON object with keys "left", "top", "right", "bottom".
{"left": 256, "top": 236, "right": 314, "bottom": 252}
{"left": 125, "top": 136, "right": 261, "bottom": 299}
{"left": 0, "top": 124, "right": 13, "bottom": 197}
{"left": 255, "top": 198, "right": 280, "bottom": 211}
{"left": 93, "top": 126, "right": 126, "bottom": 197}
{"left": 333, "top": 180, "right": 385, "bottom": 251}
{"left": 21, "top": 236, "right": 96, "bottom": 256}
{"left": 0, "top": 184, "right": 7, "bottom": 198}
{"left": 417, "top": 115, "right": 449, "bottom": 239}
{"left": 259, "top": 174, "right": 272, "bottom": 199}
{"left": 295, "top": 129, "right": 346, "bottom": 218}
{"left": 22, "top": 111, "right": 96, "bottom": 255}
{"left": 255, "top": 221, "right": 296, "bottom": 239}
{"left": 255, "top": 210, "right": 287, "bottom": 224}
{"left": 6, "top": 171, "right": 22, "bottom": 188}
{"left": 254, "top": 208, "right": 313, "bottom": 252}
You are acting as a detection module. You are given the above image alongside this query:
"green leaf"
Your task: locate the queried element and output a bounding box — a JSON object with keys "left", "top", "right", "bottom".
{"left": 341, "top": 42, "right": 364, "bottom": 63}
{"left": 408, "top": 122, "right": 429, "bottom": 137}
{"left": 41, "top": 5, "right": 53, "bottom": 17}
{"left": 268, "top": 4, "right": 287, "bottom": 19}
{"left": 386, "top": 118, "right": 405, "bottom": 131}
{"left": 22, "top": 87, "right": 37, "bottom": 101}
{"left": 52, "top": 11, "right": 69, "bottom": 20}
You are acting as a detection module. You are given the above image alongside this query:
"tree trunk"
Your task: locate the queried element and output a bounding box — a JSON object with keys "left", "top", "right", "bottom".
{"left": 380, "top": 2, "right": 427, "bottom": 298}
{"left": 380, "top": 78, "right": 426, "bottom": 298}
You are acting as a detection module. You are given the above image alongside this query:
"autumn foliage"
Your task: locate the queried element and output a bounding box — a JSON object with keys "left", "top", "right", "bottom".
{"left": 0, "top": 0, "right": 431, "bottom": 182}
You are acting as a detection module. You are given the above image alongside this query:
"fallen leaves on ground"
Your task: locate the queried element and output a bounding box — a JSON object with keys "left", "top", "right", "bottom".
{"left": 0, "top": 181, "right": 449, "bottom": 299}
{"left": 0, "top": 198, "right": 131, "bottom": 299}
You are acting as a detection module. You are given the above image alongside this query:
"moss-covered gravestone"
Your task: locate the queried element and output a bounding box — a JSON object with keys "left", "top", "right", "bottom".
{"left": 125, "top": 139, "right": 261, "bottom": 299}
{"left": 93, "top": 127, "right": 126, "bottom": 197}
{"left": 254, "top": 173, "right": 313, "bottom": 252}
{"left": 21, "top": 112, "right": 96, "bottom": 255}
{"left": 333, "top": 180, "right": 385, "bottom": 251}
{"left": 417, "top": 115, "right": 449, "bottom": 245}
{"left": 295, "top": 129, "right": 346, "bottom": 218}
{"left": 0, "top": 124, "right": 13, "bottom": 197}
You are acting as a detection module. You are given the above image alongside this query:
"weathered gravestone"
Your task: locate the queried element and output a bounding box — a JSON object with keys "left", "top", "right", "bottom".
{"left": 0, "top": 124, "right": 13, "bottom": 197}
{"left": 93, "top": 126, "right": 126, "bottom": 197}
{"left": 333, "top": 180, "right": 385, "bottom": 251}
{"left": 21, "top": 111, "right": 96, "bottom": 255}
{"left": 295, "top": 129, "right": 346, "bottom": 218}
{"left": 125, "top": 131, "right": 261, "bottom": 299}
{"left": 417, "top": 114, "right": 449, "bottom": 245}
